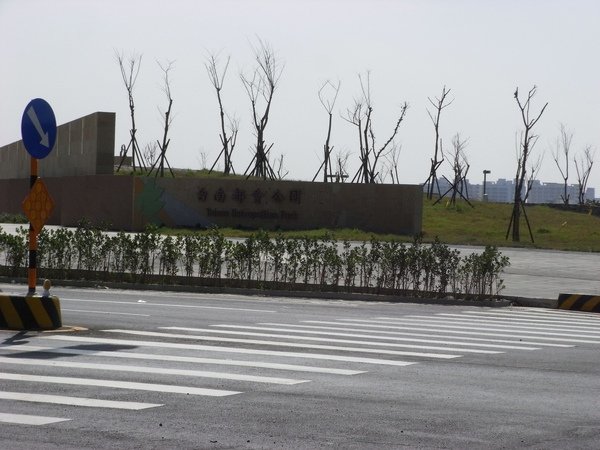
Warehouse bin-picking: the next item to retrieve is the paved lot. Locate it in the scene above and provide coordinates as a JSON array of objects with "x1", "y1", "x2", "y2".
[{"x1": 452, "y1": 245, "x2": 600, "y2": 299}]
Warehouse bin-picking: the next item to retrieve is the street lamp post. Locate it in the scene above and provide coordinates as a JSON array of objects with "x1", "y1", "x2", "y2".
[{"x1": 483, "y1": 170, "x2": 491, "y2": 201}]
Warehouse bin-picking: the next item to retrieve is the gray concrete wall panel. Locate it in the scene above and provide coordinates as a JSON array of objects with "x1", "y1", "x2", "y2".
[
  {"x1": 0, "y1": 112, "x2": 115, "y2": 179},
  {"x1": 0, "y1": 176, "x2": 422, "y2": 235}
]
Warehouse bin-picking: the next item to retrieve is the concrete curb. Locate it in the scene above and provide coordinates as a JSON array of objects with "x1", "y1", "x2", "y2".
[
  {"x1": 0, "y1": 276, "x2": 557, "y2": 309},
  {"x1": 0, "y1": 294, "x2": 62, "y2": 330},
  {"x1": 557, "y1": 293, "x2": 600, "y2": 312}
]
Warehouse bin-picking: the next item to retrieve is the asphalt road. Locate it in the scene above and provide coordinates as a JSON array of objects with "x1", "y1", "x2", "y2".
[{"x1": 1, "y1": 284, "x2": 600, "y2": 449}]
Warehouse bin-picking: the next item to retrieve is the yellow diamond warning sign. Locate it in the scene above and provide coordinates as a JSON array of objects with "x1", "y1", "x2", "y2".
[{"x1": 22, "y1": 179, "x2": 54, "y2": 234}]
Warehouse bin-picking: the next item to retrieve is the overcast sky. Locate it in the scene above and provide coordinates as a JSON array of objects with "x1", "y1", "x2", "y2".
[{"x1": 2, "y1": 0, "x2": 599, "y2": 192}]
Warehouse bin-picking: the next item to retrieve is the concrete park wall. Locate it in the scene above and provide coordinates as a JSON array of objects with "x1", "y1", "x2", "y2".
[
  {"x1": 0, "y1": 112, "x2": 115, "y2": 180},
  {"x1": 0, "y1": 176, "x2": 422, "y2": 235}
]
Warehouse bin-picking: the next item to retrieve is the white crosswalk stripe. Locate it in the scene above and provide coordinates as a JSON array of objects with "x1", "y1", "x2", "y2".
[
  {"x1": 331, "y1": 319, "x2": 600, "y2": 343},
  {"x1": 0, "y1": 372, "x2": 240, "y2": 396},
  {"x1": 0, "y1": 412, "x2": 70, "y2": 425},
  {"x1": 2, "y1": 306, "x2": 597, "y2": 429},
  {"x1": 159, "y1": 326, "x2": 504, "y2": 354},
  {"x1": 262, "y1": 321, "x2": 574, "y2": 348},
  {"x1": 0, "y1": 356, "x2": 309, "y2": 385},
  {"x1": 396, "y1": 315, "x2": 600, "y2": 334},
  {"x1": 212, "y1": 324, "x2": 542, "y2": 350},
  {"x1": 0, "y1": 391, "x2": 162, "y2": 410},
  {"x1": 101, "y1": 329, "x2": 463, "y2": 359},
  {"x1": 0, "y1": 343, "x2": 364, "y2": 375},
  {"x1": 444, "y1": 311, "x2": 600, "y2": 326},
  {"x1": 43, "y1": 334, "x2": 416, "y2": 366}
]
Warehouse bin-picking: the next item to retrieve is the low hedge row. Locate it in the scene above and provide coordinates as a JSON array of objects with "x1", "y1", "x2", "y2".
[{"x1": 0, "y1": 222, "x2": 509, "y2": 298}]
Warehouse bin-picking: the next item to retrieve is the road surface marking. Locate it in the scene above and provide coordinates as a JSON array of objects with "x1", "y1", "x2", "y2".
[
  {"x1": 320, "y1": 320, "x2": 600, "y2": 344},
  {"x1": 533, "y1": 308, "x2": 600, "y2": 319},
  {"x1": 60, "y1": 297, "x2": 275, "y2": 313},
  {"x1": 402, "y1": 315, "x2": 600, "y2": 334},
  {"x1": 0, "y1": 412, "x2": 70, "y2": 425},
  {"x1": 42, "y1": 335, "x2": 416, "y2": 366},
  {"x1": 0, "y1": 344, "x2": 363, "y2": 375},
  {"x1": 456, "y1": 310, "x2": 600, "y2": 325},
  {"x1": 0, "y1": 372, "x2": 240, "y2": 396},
  {"x1": 162, "y1": 326, "x2": 502, "y2": 354},
  {"x1": 62, "y1": 308, "x2": 150, "y2": 317},
  {"x1": 103, "y1": 329, "x2": 461, "y2": 359},
  {"x1": 0, "y1": 356, "x2": 308, "y2": 385},
  {"x1": 371, "y1": 317, "x2": 600, "y2": 337},
  {"x1": 299, "y1": 321, "x2": 573, "y2": 347},
  {"x1": 0, "y1": 390, "x2": 162, "y2": 410},
  {"x1": 212, "y1": 324, "x2": 539, "y2": 350}
]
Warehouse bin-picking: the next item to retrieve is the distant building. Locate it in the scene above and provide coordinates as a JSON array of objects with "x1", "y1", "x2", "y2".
[{"x1": 424, "y1": 178, "x2": 595, "y2": 204}]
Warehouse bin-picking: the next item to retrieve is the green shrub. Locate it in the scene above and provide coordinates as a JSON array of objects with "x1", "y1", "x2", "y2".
[{"x1": 0, "y1": 223, "x2": 511, "y2": 298}]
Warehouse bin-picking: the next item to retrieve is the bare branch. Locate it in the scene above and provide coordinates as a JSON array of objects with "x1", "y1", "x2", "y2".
[{"x1": 318, "y1": 79, "x2": 341, "y2": 114}]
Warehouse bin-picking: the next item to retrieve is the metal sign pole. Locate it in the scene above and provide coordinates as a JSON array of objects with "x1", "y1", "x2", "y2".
[{"x1": 28, "y1": 157, "x2": 38, "y2": 294}]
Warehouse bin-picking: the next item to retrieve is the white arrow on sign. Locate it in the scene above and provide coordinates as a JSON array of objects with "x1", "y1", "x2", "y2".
[{"x1": 26, "y1": 105, "x2": 50, "y2": 148}]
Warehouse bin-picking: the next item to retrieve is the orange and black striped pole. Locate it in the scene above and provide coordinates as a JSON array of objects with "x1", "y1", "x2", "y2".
[{"x1": 27, "y1": 156, "x2": 38, "y2": 295}]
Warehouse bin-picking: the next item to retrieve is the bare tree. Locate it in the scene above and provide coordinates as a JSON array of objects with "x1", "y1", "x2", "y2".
[
  {"x1": 552, "y1": 123, "x2": 573, "y2": 205},
  {"x1": 434, "y1": 133, "x2": 472, "y2": 207},
  {"x1": 142, "y1": 142, "x2": 158, "y2": 168},
  {"x1": 149, "y1": 60, "x2": 175, "y2": 178},
  {"x1": 385, "y1": 143, "x2": 402, "y2": 184},
  {"x1": 506, "y1": 86, "x2": 548, "y2": 243},
  {"x1": 206, "y1": 52, "x2": 238, "y2": 175},
  {"x1": 449, "y1": 134, "x2": 470, "y2": 206},
  {"x1": 343, "y1": 72, "x2": 408, "y2": 184},
  {"x1": 241, "y1": 38, "x2": 283, "y2": 180},
  {"x1": 198, "y1": 149, "x2": 208, "y2": 170},
  {"x1": 334, "y1": 149, "x2": 351, "y2": 182},
  {"x1": 116, "y1": 51, "x2": 145, "y2": 173},
  {"x1": 424, "y1": 86, "x2": 453, "y2": 199},
  {"x1": 313, "y1": 80, "x2": 341, "y2": 182},
  {"x1": 574, "y1": 146, "x2": 595, "y2": 205}
]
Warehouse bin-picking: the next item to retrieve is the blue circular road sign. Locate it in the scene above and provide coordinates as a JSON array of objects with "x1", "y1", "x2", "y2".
[{"x1": 21, "y1": 98, "x2": 57, "y2": 159}]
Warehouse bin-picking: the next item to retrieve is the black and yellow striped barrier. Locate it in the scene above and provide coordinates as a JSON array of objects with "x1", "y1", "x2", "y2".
[
  {"x1": 0, "y1": 295, "x2": 62, "y2": 330},
  {"x1": 557, "y1": 293, "x2": 600, "y2": 313}
]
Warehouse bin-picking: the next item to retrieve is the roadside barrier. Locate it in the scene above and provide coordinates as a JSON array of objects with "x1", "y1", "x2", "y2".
[
  {"x1": 0, "y1": 294, "x2": 62, "y2": 330},
  {"x1": 557, "y1": 293, "x2": 600, "y2": 313}
]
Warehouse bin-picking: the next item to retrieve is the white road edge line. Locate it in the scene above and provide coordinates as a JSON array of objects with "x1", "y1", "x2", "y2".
[
  {"x1": 60, "y1": 298, "x2": 276, "y2": 313},
  {"x1": 62, "y1": 309, "x2": 150, "y2": 317}
]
